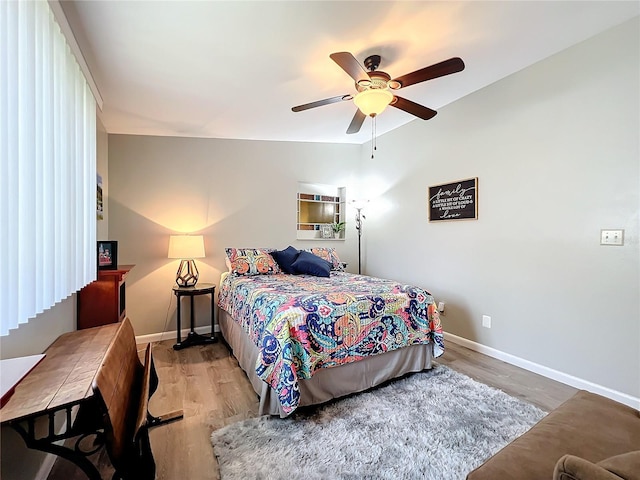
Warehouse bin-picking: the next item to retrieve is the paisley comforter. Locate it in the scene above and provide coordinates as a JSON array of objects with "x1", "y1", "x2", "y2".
[{"x1": 218, "y1": 271, "x2": 443, "y2": 415}]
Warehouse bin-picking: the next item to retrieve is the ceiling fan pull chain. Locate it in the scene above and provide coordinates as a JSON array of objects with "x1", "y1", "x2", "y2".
[
  {"x1": 371, "y1": 116, "x2": 375, "y2": 159},
  {"x1": 370, "y1": 115, "x2": 378, "y2": 159},
  {"x1": 374, "y1": 116, "x2": 377, "y2": 152}
]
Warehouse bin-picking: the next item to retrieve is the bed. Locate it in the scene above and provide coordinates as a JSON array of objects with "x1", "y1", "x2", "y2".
[{"x1": 218, "y1": 247, "x2": 444, "y2": 417}]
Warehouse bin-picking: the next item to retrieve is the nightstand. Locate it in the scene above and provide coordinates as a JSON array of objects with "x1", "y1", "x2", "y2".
[{"x1": 172, "y1": 283, "x2": 217, "y2": 350}]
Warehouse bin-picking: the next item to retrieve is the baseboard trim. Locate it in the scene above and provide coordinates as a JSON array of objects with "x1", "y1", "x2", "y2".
[
  {"x1": 136, "y1": 325, "x2": 216, "y2": 344},
  {"x1": 444, "y1": 332, "x2": 639, "y2": 410}
]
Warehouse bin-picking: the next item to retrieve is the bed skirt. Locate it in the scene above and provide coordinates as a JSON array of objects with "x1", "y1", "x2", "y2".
[{"x1": 219, "y1": 308, "x2": 435, "y2": 417}]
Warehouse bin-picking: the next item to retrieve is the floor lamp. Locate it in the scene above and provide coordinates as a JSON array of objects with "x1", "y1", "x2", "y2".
[{"x1": 351, "y1": 200, "x2": 368, "y2": 274}]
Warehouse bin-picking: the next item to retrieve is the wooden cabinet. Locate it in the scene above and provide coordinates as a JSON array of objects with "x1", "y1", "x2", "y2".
[{"x1": 77, "y1": 265, "x2": 134, "y2": 330}]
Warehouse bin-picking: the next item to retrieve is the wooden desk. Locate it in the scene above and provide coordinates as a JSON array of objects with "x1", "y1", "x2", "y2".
[{"x1": 0, "y1": 323, "x2": 120, "y2": 479}]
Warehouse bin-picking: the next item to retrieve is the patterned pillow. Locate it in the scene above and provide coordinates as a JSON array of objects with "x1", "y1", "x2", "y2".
[
  {"x1": 302, "y1": 247, "x2": 344, "y2": 271},
  {"x1": 225, "y1": 248, "x2": 281, "y2": 276}
]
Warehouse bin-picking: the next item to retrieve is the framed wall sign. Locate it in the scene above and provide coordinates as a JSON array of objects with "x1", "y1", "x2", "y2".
[
  {"x1": 97, "y1": 241, "x2": 118, "y2": 270},
  {"x1": 428, "y1": 178, "x2": 478, "y2": 222}
]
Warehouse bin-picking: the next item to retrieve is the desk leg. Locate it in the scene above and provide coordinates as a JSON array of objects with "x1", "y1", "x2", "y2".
[{"x1": 10, "y1": 410, "x2": 103, "y2": 480}]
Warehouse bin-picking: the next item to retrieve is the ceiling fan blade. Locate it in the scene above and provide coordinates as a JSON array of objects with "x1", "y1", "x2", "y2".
[
  {"x1": 392, "y1": 96, "x2": 437, "y2": 120},
  {"x1": 330, "y1": 52, "x2": 370, "y2": 83},
  {"x1": 292, "y1": 94, "x2": 352, "y2": 112},
  {"x1": 346, "y1": 109, "x2": 366, "y2": 134},
  {"x1": 392, "y1": 57, "x2": 465, "y2": 89}
]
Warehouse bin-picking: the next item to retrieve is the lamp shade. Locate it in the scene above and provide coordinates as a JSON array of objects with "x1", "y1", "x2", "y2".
[
  {"x1": 354, "y1": 89, "x2": 393, "y2": 116},
  {"x1": 168, "y1": 235, "x2": 205, "y2": 259}
]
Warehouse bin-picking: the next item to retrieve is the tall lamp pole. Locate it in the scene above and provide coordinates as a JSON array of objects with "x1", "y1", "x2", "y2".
[
  {"x1": 355, "y1": 208, "x2": 363, "y2": 274},
  {"x1": 351, "y1": 200, "x2": 368, "y2": 275}
]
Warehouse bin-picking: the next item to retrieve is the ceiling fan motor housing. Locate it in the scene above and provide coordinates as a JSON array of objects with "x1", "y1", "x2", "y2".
[
  {"x1": 356, "y1": 71, "x2": 389, "y2": 91},
  {"x1": 363, "y1": 54, "x2": 381, "y2": 71},
  {"x1": 357, "y1": 55, "x2": 401, "y2": 91}
]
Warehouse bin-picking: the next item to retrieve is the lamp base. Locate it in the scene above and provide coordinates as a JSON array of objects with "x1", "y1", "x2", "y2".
[{"x1": 175, "y1": 259, "x2": 199, "y2": 288}]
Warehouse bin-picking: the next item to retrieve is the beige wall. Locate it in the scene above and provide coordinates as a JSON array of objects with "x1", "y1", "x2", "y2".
[
  {"x1": 108, "y1": 20, "x2": 639, "y2": 402},
  {"x1": 360, "y1": 19, "x2": 639, "y2": 399},
  {"x1": 107, "y1": 136, "x2": 362, "y2": 336}
]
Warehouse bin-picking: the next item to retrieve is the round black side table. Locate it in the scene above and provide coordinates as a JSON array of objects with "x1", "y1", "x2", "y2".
[{"x1": 172, "y1": 283, "x2": 217, "y2": 350}]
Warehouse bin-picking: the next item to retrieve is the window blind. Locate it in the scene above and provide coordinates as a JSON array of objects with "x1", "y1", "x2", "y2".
[{"x1": 0, "y1": 0, "x2": 96, "y2": 336}]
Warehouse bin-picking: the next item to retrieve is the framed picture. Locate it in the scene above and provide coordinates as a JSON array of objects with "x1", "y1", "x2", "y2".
[
  {"x1": 97, "y1": 241, "x2": 118, "y2": 270},
  {"x1": 97, "y1": 173, "x2": 104, "y2": 221},
  {"x1": 320, "y1": 224, "x2": 333, "y2": 239},
  {"x1": 428, "y1": 177, "x2": 478, "y2": 222}
]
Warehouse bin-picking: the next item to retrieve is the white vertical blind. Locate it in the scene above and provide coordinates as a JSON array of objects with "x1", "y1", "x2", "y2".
[{"x1": 0, "y1": 0, "x2": 96, "y2": 336}]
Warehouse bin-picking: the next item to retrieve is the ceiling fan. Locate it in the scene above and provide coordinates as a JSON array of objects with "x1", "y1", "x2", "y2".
[{"x1": 292, "y1": 52, "x2": 465, "y2": 134}]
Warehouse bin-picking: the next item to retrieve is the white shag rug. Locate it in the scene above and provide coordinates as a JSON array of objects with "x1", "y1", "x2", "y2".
[{"x1": 211, "y1": 364, "x2": 546, "y2": 480}]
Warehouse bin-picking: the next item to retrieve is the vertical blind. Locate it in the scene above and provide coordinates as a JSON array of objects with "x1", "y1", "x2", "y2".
[{"x1": 0, "y1": 0, "x2": 96, "y2": 336}]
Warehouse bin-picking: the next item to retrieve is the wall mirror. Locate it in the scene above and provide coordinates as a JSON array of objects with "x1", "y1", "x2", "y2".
[{"x1": 297, "y1": 182, "x2": 346, "y2": 240}]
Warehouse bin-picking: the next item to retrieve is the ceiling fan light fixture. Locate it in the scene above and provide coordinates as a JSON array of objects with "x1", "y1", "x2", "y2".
[{"x1": 354, "y1": 89, "x2": 394, "y2": 117}]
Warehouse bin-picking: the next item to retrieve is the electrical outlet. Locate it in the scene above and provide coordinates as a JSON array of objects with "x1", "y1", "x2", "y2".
[
  {"x1": 600, "y1": 229, "x2": 624, "y2": 246},
  {"x1": 437, "y1": 301, "x2": 445, "y2": 315},
  {"x1": 482, "y1": 315, "x2": 491, "y2": 329}
]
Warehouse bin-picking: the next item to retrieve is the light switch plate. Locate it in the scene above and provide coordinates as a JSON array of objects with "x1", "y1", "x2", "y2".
[{"x1": 600, "y1": 229, "x2": 624, "y2": 246}]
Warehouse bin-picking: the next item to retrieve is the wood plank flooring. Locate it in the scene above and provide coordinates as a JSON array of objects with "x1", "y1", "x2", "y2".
[{"x1": 47, "y1": 339, "x2": 577, "y2": 480}]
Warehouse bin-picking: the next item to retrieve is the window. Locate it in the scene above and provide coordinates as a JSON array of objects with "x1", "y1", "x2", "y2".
[{"x1": 0, "y1": 1, "x2": 97, "y2": 335}]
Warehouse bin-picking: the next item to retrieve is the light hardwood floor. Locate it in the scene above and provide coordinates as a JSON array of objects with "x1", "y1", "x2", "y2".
[{"x1": 47, "y1": 339, "x2": 578, "y2": 480}]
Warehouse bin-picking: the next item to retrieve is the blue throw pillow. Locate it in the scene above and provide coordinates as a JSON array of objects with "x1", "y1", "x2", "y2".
[
  {"x1": 271, "y1": 246, "x2": 300, "y2": 274},
  {"x1": 291, "y1": 251, "x2": 331, "y2": 277}
]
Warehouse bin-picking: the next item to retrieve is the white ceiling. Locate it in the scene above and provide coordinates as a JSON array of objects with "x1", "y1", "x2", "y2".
[{"x1": 63, "y1": 1, "x2": 639, "y2": 145}]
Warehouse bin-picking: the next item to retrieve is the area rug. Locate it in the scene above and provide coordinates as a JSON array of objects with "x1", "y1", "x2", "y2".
[{"x1": 211, "y1": 364, "x2": 546, "y2": 480}]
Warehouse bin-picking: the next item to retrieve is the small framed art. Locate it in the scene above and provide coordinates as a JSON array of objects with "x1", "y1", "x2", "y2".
[
  {"x1": 320, "y1": 224, "x2": 333, "y2": 239},
  {"x1": 97, "y1": 241, "x2": 118, "y2": 270},
  {"x1": 97, "y1": 173, "x2": 104, "y2": 221}
]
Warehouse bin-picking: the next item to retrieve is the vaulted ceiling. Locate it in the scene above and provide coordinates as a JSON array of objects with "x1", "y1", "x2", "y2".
[{"x1": 62, "y1": 1, "x2": 639, "y2": 144}]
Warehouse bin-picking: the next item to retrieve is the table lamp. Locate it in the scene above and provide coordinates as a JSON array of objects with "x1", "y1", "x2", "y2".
[{"x1": 168, "y1": 235, "x2": 205, "y2": 287}]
